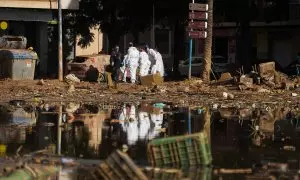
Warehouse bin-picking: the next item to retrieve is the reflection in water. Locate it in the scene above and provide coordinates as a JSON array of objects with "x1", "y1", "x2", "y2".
[{"x1": 0, "y1": 102, "x2": 300, "y2": 178}]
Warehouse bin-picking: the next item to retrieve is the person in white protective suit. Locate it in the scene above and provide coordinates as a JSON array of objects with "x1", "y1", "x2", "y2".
[
  {"x1": 138, "y1": 111, "x2": 151, "y2": 140},
  {"x1": 145, "y1": 45, "x2": 158, "y2": 75},
  {"x1": 154, "y1": 49, "x2": 165, "y2": 77},
  {"x1": 123, "y1": 42, "x2": 140, "y2": 83},
  {"x1": 148, "y1": 109, "x2": 164, "y2": 140},
  {"x1": 139, "y1": 47, "x2": 151, "y2": 77}
]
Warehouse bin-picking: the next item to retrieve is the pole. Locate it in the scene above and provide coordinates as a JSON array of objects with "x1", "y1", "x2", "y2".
[
  {"x1": 188, "y1": 107, "x2": 191, "y2": 134},
  {"x1": 188, "y1": 0, "x2": 195, "y2": 80},
  {"x1": 57, "y1": 105, "x2": 63, "y2": 155},
  {"x1": 58, "y1": 0, "x2": 63, "y2": 81},
  {"x1": 188, "y1": 39, "x2": 193, "y2": 79}
]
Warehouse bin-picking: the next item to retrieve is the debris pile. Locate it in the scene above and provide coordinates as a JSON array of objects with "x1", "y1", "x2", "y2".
[{"x1": 218, "y1": 62, "x2": 299, "y2": 93}]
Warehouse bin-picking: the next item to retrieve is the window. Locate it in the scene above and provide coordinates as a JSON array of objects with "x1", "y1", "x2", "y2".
[
  {"x1": 155, "y1": 28, "x2": 170, "y2": 55},
  {"x1": 213, "y1": 57, "x2": 227, "y2": 63}
]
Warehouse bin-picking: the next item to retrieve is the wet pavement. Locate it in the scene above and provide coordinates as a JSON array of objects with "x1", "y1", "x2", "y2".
[{"x1": 0, "y1": 101, "x2": 300, "y2": 179}]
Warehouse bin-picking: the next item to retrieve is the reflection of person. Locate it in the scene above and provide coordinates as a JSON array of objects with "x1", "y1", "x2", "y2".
[
  {"x1": 123, "y1": 42, "x2": 140, "y2": 83},
  {"x1": 138, "y1": 111, "x2": 151, "y2": 140},
  {"x1": 149, "y1": 109, "x2": 164, "y2": 139},
  {"x1": 118, "y1": 104, "x2": 138, "y2": 146}
]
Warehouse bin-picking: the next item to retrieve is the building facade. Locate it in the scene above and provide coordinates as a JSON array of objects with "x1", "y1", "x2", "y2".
[{"x1": 0, "y1": 0, "x2": 79, "y2": 75}]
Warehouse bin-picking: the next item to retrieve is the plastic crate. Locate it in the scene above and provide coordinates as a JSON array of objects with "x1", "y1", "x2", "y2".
[
  {"x1": 143, "y1": 168, "x2": 183, "y2": 180},
  {"x1": 96, "y1": 150, "x2": 148, "y2": 180},
  {"x1": 147, "y1": 132, "x2": 212, "y2": 168}
]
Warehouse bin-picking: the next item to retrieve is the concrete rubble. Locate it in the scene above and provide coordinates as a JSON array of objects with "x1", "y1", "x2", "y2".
[{"x1": 218, "y1": 61, "x2": 299, "y2": 94}]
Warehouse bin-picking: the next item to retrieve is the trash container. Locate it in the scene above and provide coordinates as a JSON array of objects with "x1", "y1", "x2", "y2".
[
  {"x1": 0, "y1": 36, "x2": 27, "y2": 49},
  {"x1": 0, "y1": 49, "x2": 38, "y2": 80}
]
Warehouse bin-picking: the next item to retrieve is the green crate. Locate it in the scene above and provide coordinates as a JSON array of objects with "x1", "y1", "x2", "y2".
[{"x1": 147, "y1": 132, "x2": 212, "y2": 168}]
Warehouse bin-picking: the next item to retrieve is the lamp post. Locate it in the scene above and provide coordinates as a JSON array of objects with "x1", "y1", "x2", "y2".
[{"x1": 58, "y1": 0, "x2": 63, "y2": 81}]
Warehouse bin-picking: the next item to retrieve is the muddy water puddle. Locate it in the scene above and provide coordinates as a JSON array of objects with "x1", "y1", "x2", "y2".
[{"x1": 0, "y1": 101, "x2": 299, "y2": 179}]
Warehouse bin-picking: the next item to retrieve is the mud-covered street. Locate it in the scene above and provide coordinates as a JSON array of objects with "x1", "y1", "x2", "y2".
[{"x1": 0, "y1": 79, "x2": 299, "y2": 108}]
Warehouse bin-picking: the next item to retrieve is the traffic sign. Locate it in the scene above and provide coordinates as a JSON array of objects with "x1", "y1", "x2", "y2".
[
  {"x1": 0, "y1": 21, "x2": 8, "y2": 30},
  {"x1": 188, "y1": 21, "x2": 207, "y2": 29},
  {"x1": 189, "y1": 3, "x2": 208, "y2": 11},
  {"x1": 188, "y1": 31, "x2": 207, "y2": 39},
  {"x1": 189, "y1": 12, "x2": 208, "y2": 20}
]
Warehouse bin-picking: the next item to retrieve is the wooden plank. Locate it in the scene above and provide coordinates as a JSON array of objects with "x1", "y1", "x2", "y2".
[
  {"x1": 188, "y1": 31, "x2": 207, "y2": 39},
  {"x1": 189, "y1": 12, "x2": 208, "y2": 20},
  {"x1": 189, "y1": 3, "x2": 208, "y2": 11},
  {"x1": 188, "y1": 21, "x2": 207, "y2": 30}
]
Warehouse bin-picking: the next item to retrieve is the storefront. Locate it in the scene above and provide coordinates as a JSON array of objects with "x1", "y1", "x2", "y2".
[{"x1": 0, "y1": 0, "x2": 79, "y2": 75}]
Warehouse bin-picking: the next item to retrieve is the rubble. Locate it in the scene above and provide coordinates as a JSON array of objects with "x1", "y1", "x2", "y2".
[
  {"x1": 68, "y1": 84, "x2": 75, "y2": 93},
  {"x1": 222, "y1": 92, "x2": 234, "y2": 99},
  {"x1": 259, "y1": 62, "x2": 276, "y2": 80},
  {"x1": 151, "y1": 85, "x2": 167, "y2": 93},
  {"x1": 292, "y1": 93, "x2": 298, "y2": 97},
  {"x1": 218, "y1": 72, "x2": 233, "y2": 82},
  {"x1": 240, "y1": 75, "x2": 254, "y2": 86},
  {"x1": 258, "y1": 88, "x2": 271, "y2": 93},
  {"x1": 177, "y1": 86, "x2": 189, "y2": 93},
  {"x1": 65, "y1": 74, "x2": 80, "y2": 84},
  {"x1": 282, "y1": 80, "x2": 295, "y2": 90},
  {"x1": 37, "y1": 79, "x2": 45, "y2": 85}
]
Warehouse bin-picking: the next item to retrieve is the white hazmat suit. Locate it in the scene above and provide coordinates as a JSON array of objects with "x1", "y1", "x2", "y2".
[
  {"x1": 123, "y1": 47, "x2": 140, "y2": 83},
  {"x1": 154, "y1": 51, "x2": 165, "y2": 77},
  {"x1": 139, "y1": 51, "x2": 151, "y2": 77},
  {"x1": 147, "y1": 48, "x2": 158, "y2": 74}
]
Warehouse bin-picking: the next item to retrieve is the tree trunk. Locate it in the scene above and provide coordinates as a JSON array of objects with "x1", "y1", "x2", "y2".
[
  {"x1": 201, "y1": 0, "x2": 213, "y2": 82},
  {"x1": 203, "y1": 107, "x2": 211, "y2": 144}
]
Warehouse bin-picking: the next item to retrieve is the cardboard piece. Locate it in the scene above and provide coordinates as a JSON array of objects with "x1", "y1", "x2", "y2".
[{"x1": 140, "y1": 73, "x2": 164, "y2": 86}]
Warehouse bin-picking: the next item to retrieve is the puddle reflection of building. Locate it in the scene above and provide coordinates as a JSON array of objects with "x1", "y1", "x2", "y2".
[
  {"x1": 166, "y1": 107, "x2": 205, "y2": 136},
  {"x1": 34, "y1": 109, "x2": 57, "y2": 151},
  {"x1": 63, "y1": 103, "x2": 110, "y2": 157},
  {"x1": 210, "y1": 106, "x2": 300, "y2": 167},
  {"x1": 0, "y1": 108, "x2": 36, "y2": 146}
]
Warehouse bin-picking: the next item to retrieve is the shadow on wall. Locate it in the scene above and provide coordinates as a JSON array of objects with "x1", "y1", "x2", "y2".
[{"x1": 47, "y1": 25, "x2": 75, "y2": 78}]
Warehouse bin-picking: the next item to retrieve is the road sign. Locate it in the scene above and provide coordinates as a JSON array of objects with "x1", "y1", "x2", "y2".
[
  {"x1": 188, "y1": 21, "x2": 207, "y2": 29},
  {"x1": 188, "y1": 31, "x2": 207, "y2": 39},
  {"x1": 0, "y1": 21, "x2": 8, "y2": 30},
  {"x1": 189, "y1": 12, "x2": 208, "y2": 20},
  {"x1": 189, "y1": 3, "x2": 208, "y2": 11}
]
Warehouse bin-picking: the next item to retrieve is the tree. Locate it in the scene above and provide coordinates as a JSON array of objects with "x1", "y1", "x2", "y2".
[
  {"x1": 202, "y1": 0, "x2": 213, "y2": 81},
  {"x1": 64, "y1": 0, "x2": 153, "y2": 51}
]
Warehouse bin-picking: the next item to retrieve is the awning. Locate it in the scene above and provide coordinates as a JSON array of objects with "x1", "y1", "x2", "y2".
[{"x1": 0, "y1": 8, "x2": 54, "y2": 22}]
